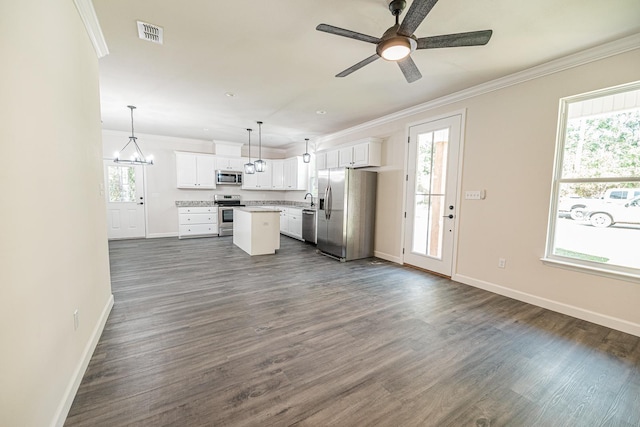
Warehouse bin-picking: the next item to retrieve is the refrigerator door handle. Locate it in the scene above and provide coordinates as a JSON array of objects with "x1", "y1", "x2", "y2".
[
  {"x1": 327, "y1": 186, "x2": 332, "y2": 220},
  {"x1": 324, "y1": 186, "x2": 330, "y2": 220}
]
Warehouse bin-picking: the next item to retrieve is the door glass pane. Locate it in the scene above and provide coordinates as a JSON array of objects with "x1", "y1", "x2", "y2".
[
  {"x1": 412, "y1": 129, "x2": 449, "y2": 259},
  {"x1": 108, "y1": 166, "x2": 136, "y2": 202}
]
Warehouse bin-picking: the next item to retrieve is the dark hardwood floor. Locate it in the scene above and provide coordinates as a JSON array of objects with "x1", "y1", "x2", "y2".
[{"x1": 65, "y1": 236, "x2": 640, "y2": 426}]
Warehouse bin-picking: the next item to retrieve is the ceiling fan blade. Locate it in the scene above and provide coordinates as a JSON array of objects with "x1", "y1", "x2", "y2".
[
  {"x1": 416, "y1": 30, "x2": 493, "y2": 49},
  {"x1": 316, "y1": 24, "x2": 380, "y2": 44},
  {"x1": 336, "y1": 54, "x2": 380, "y2": 77},
  {"x1": 397, "y1": 56, "x2": 422, "y2": 83},
  {"x1": 398, "y1": 0, "x2": 439, "y2": 37}
]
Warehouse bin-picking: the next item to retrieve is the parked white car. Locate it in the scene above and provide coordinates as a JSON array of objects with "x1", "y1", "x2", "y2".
[
  {"x1": 577, "y1": 196, "x2": 640, "y2": 228},
  {"x1": 558, "y1": 188, "x2": 640, "y2": 220}
]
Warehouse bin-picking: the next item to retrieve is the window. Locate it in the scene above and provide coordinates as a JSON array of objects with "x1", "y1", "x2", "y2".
[
  {"x1": 108, "y1": 165, "x2": 136, "y2": 202},
  {"x1": 546, "y1": 82, "x2": 640, "y2": 279}
]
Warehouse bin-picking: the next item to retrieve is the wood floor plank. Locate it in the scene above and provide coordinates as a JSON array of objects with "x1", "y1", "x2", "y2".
[{"x1": 65, "y1": 236, "x2": 640, "y2": 426}]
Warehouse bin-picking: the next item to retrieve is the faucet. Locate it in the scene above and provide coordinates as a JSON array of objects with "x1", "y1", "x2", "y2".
[{"x1": 304, "y1": 192, "x2": 315, "y2": 207}]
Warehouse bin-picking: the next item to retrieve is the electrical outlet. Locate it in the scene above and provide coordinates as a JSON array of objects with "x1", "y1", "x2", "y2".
[
  {"x1": 73, "y1": 309, "x2": 79, "y2": 331},
  {"x1": 498, "y1": 258, "x2": 506, "y2": 269}
]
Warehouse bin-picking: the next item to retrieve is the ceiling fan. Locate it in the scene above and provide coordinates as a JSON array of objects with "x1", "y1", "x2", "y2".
[{"x1": 316, "y1": 0, "x2": 493, "y2": 83}]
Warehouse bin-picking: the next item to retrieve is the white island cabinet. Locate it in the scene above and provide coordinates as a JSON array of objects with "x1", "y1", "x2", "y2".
[{"x1": 233, "y1": 207, "x2": 281, "y2": 255}]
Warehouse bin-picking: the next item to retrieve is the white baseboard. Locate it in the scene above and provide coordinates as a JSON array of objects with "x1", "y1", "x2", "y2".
[
  {"x1": 453, "y1": 274, "x2": 640, "y2": 338},
  {"x1": 374, "y1": 251, "x2": 402, "y2": 264},
  {"x1": 147, "y1": 232, "x2": 178, "y2": 239},
  {"x1": 53, "y1": 294, "x2": 114, "y2": 427}
]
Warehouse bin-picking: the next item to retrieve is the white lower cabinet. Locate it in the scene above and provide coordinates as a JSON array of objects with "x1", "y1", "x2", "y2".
[
  {"x1": 178, "y1": 207, "x2": 218, "y2": 238},
  {"x1": 279, "y1": 207, "x2": 303, "y2": 240}
]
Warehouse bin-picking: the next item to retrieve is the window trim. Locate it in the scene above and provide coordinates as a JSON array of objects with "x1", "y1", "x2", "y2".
[{"x1": 544, "y1": 81, "x2": 640, "y2": 281}]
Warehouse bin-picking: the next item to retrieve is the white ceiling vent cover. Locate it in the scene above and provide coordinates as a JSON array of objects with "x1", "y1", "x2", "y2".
[{"x1": 137, "y1": 21, "x2": 163, "y2": 44}]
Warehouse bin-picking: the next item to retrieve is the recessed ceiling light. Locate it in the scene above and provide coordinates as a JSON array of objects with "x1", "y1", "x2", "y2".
[
  {"x1": 225, "y1": 92, "x2": 235, "y2": 97},
  {"x1": 316, "y1": 110, "x2": 327, "y2": 115}
]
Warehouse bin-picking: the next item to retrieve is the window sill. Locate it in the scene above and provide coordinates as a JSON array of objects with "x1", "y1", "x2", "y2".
[{"x1": 541, "y1": 257, "x2": 640, "y2": 283}]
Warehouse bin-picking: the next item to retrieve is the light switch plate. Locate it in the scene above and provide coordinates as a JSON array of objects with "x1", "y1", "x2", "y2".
[{"x1": 465, "y1": 190, "x2": 482, "y2": 200}]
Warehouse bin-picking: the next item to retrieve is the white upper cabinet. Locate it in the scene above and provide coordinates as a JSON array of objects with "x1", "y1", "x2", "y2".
[
  {"x1": 326, "y1": 150, "x2": 339, "y2": 169},
  {"x1": 270, "y1": 160, "x2": 285, "y2": 190},
  {"x1": 215, "y1": 157, "x2": 244, "y2": 171},
  {"x1": 242, "y1": 163, "x2": 273, "y2": 190},
  {"x1": 338, "y1": 146, "x2": 353, "y2": 168},
  {"x1": 318, "y1": 138, "x2": 382, "y2": 170},
  {"x1": 175, "y1": 152, "x2": 216, "y2": 189},
  {"x1": 284, "y1": 156, "x2": 309, "y2": 190},
  {"x1": 316, "y1": 152, "x2": 327, "y2": 170},
  {"x1": 352, "y1": 142, "x2": 373, "y2": 167},
  {"x1": 339, "y1": 140, "x2": 381, "y2": 168},
  {"x1": 242, "y1": 169, "x2": 258, "y2": 189}
]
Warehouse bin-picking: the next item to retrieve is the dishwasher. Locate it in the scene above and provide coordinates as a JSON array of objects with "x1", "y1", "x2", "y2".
[{"x1": 302, "y1": 209, "x2": 317, "y2": 244}]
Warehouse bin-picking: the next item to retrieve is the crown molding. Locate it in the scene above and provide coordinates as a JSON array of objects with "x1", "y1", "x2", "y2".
[
  {"x1": 318, "y1": 33, "x2": 640, "y2": 144},
  {"x1": 73, "y1": 0, "x2": 109, "y2": 58}
]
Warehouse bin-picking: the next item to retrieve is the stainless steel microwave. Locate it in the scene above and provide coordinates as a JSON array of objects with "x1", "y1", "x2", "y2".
[{"x1": 215, "y1": 170, "x2": 243, "y2": 185}]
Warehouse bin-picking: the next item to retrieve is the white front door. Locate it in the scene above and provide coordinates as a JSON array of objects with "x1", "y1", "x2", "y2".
[
  {"x1": 403, "y1": 114, "x2": 462, "y2": 276},
  {"x1": 104, "y1": 161, "x2": 146, "y2": 239}
]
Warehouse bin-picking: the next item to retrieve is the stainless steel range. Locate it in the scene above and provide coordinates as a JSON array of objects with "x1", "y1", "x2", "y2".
[{"x1": 214, "y1": 195, "x2": 244, "y2": 236}]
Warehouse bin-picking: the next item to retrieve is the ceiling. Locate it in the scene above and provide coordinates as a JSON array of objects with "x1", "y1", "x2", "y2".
[{"x1": 93, "y1": 0, "x2": 640, "y2": 149}]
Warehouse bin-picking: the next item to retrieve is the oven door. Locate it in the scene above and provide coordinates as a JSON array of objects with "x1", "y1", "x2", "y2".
[{"x1": 218, "y1": 207, "x2": 235, "y2": 236}]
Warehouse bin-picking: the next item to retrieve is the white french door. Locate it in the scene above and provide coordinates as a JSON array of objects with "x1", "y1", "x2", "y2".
[
  {"x1": 403, "y1": 114, "x2": 462, "y2": 276},
  {"x1": 104, "y1": 161, "x2": 146, "y2": 239}
]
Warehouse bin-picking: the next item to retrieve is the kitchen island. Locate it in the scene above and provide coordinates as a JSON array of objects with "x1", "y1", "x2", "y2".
[{"x1": 233, "y1": 207, "x2": 281, "y2": 255}]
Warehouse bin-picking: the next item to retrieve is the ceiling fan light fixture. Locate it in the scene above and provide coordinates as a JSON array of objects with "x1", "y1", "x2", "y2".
[{"x1": 377, "y1": 36, "x2": 413, "y2": 61}]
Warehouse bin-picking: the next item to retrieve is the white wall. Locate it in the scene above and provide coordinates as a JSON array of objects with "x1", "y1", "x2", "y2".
[
  {"x1": 102, "y1": 132, "x2": 309, "y2": 237},
  {"x1": 0, "y1": 1, "x2": 113, "y2": 426},
  {"x1": 317, "y1": 48, "x2": 640, "y2": 335}
]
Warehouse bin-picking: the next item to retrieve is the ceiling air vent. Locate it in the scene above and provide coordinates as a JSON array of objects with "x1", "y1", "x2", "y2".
[{"x1": 136, "y1": 21, "x2": 163, "y2": 45}]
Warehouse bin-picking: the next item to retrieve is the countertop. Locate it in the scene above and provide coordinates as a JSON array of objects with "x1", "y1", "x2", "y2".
[
  {"x1": 235, "y1": 207, "x2": 282, "y2": 213},
  {"x1": 175, "y1": 201, "x2": 216, "y2": 207},
  {"x1": 175, "y1": 200, "x2": 316, "y2": 209}
]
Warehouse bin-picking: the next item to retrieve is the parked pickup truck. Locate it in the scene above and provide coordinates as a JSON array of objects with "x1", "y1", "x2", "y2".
[
  {"x1": 559, "y1": 188, "x2": 640, "y2": 220},
  {"x1": 574, "y1": 196, "x2": 640, "y2": 227}
]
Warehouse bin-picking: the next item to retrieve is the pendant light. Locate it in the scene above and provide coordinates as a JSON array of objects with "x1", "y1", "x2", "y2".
[
  {"x1": 254, "y1": 121, "x2": 266, "y2": 172},
  {"x1": 114, "y1": 105, "x2": 154, "y2": 165},
  {"x1": 302, "y1": 138, "x2": 311, "y2": 163},
  {"x1": 244, "y1": 128, "x2": 255, "y2": 174}
]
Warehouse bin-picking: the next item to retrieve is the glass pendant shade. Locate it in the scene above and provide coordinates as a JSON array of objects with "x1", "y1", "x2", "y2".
[
  {"x1": 244, "y1": 128, "x2": 255, "y2": 174},
  {"x1": 114, "y1": 105, "x2": 153, "y2": 166},
  {"x1": 303, "y1": 138, "x2": 311, "y2": 163},
  {"x1": 255, "y1": 121, "x2": 266, "y2": 172},
  {"x1": 244, "y1": 162, "x2": 255, "y2": 174}
]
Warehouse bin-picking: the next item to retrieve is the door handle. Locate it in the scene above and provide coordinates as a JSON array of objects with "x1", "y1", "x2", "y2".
[
  {"x1": 443, "y1": 214, "x2": 453, "y2": 219},
  {"x1": 138, "y1": 202, "x2": 144, "y2": 205},
  {"x1": 324, "y1": 187, "x2": 330, "y2": 220}
]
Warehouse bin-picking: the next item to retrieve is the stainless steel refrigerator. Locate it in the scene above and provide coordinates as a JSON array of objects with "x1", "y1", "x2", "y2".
[{"x1": 317, "y1": 168, "x2": 377, "y2": 261}]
